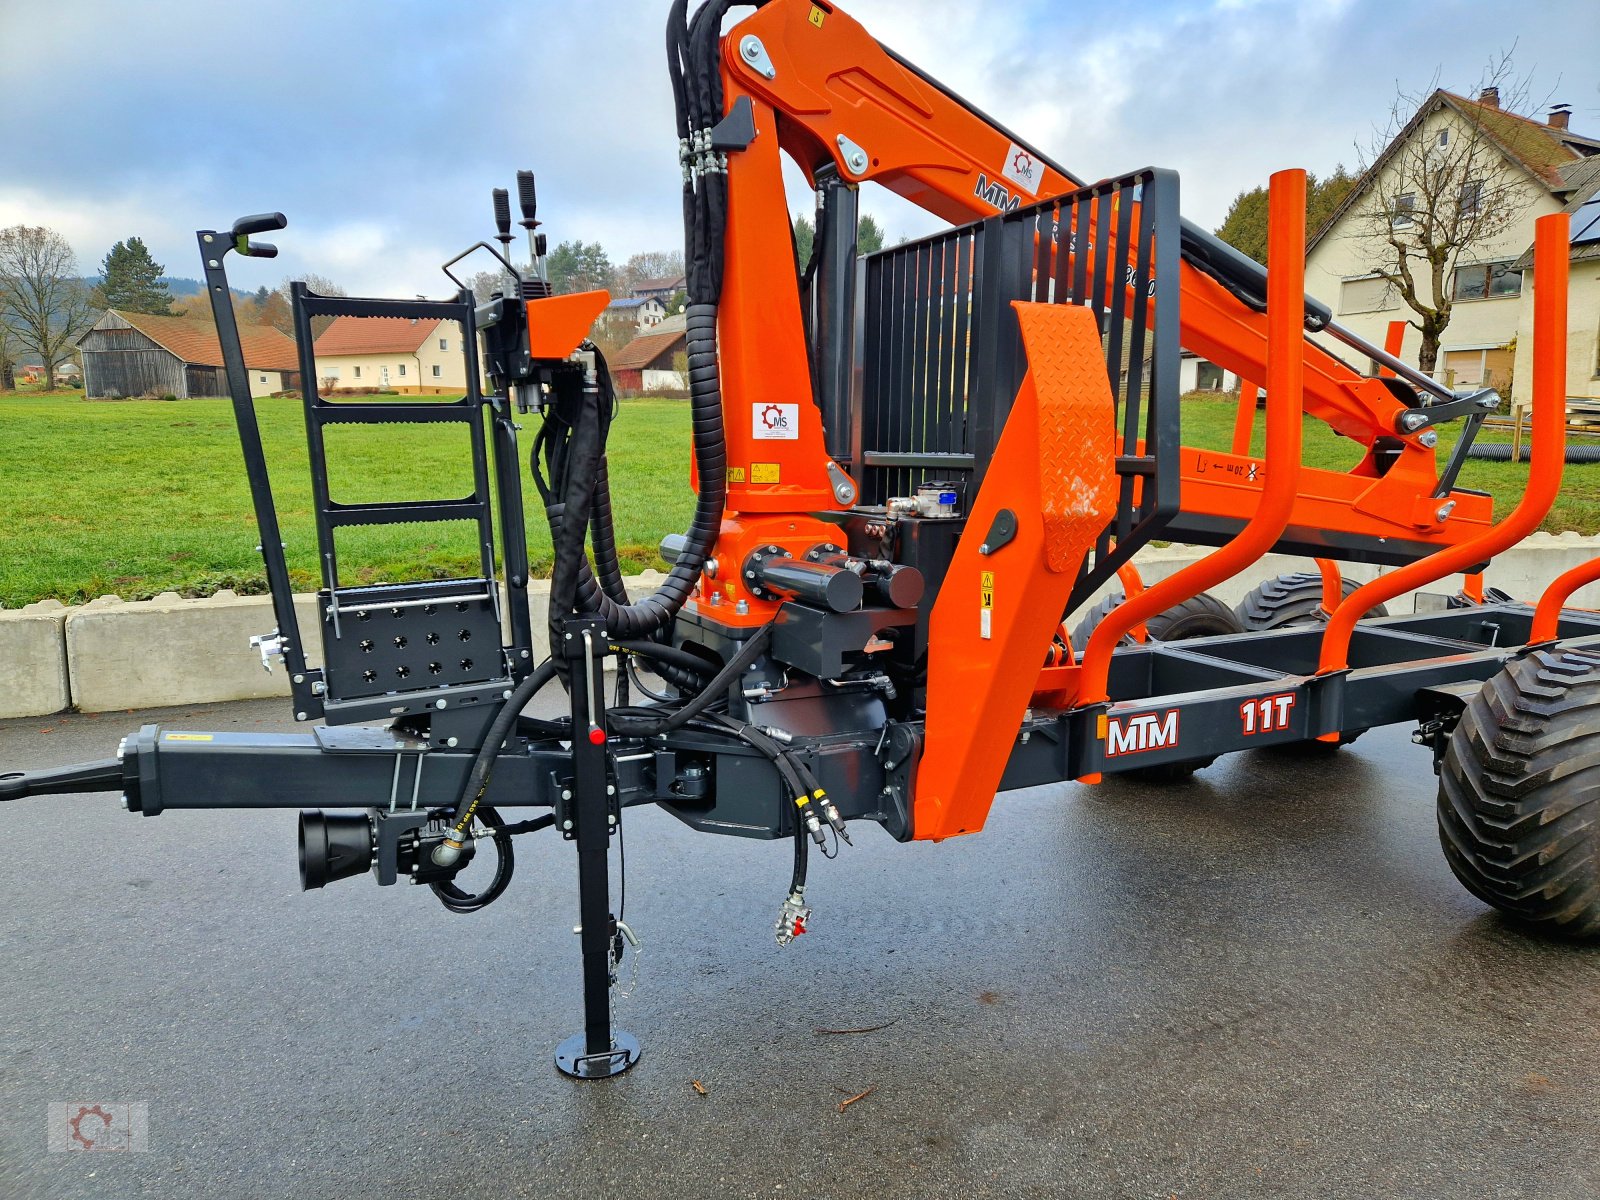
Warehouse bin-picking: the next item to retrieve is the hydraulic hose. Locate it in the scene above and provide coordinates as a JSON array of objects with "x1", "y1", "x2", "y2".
[{"x1": 433, "y1": 659, "x2": 559, "y2": 865}]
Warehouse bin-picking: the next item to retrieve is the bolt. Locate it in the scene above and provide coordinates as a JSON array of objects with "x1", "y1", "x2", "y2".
[
  {"x1": 435, "y1": 699, "x2": 448, "y2": 709},
  {"x1": 202, "y1": 233, "x2": 214, "y2": 243},
  {"x1": 736, "y1": 599, "x2": 750, "y2": 615},
  {"x1": 607, "y1": 785, "x2": 616, "y2": 795},
  {"x1": 562, "y1": 819, "x2": 574, "y2": 831},
  {"x1": 520, "y1": 649, "x2": 530, "y2": 658},
  {"x1": 1420, "y1": 430, "x2": 1438, "y2": 448},
  {"x1": 562, "y1": 789, "x2": 573, "y2": 800},
  {"x1": 1436, "y1": 501, "x2": 1456, "y2": 522},
  {"x1": 121, "y1": 795, "x2": 131, "y2": 811},
  {"x1": 503, "y1": 690, "x2": 513, "y2": 699},
  {"x1": 207, "y1": 258, "x2": 220, "y2": 268},
  {"x1": 742, "y1": 38, "x2": 759, "y2": 59},
  {"x1": 849, "y1": 152, "x2": 867, "y2": 172},
  {"x1": 292, "y1": 674, "x2": 304, "y2": 684},
  {"x1": 979, "y1": 543, "x2": 991, "y2": 555},
  {"x1": 295, "y1": 711, "x2": 307, "y2": 721},
  {"x1": 446, "y1": 736, "x2": 458, "y2": 747},
  {"x1": 608, "y1": 814, "x2": 617, "y2": 826}
]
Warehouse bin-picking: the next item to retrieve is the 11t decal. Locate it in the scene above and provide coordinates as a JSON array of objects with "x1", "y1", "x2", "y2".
[{"x1": 1240, "y1": 693, "x2": 1295, "y2": 735}]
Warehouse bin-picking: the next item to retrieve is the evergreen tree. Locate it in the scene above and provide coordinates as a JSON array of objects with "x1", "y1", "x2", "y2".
[
  {"x1": 1214, "y1": 168, "x2": 1359, "y2": 265},
  {"x1": 94, "y1": 236, "x2": 172, "y2": 314}
]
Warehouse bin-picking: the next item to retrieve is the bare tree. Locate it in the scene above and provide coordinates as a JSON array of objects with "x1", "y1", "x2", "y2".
[
  {"x1": 619, "y1": 250, "x2": 684, "y2": 295},
  {"x1": 1350, "y1": 54, "x2": 1544, "y2": 374},
  {"x1": 0, "y1": 320, "x2": 16, "y2": 391},
  {"x1": 0, "y1": 225, "x2": 96, "y2": 390}
]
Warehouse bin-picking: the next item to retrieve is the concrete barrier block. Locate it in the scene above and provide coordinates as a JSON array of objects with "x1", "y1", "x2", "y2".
[
  {"x1": 0, "y1": 600, "x2": 71, "y2": 718},
  {"x1": 65, "y1": 591, "x2": 321, "y2": 712}
]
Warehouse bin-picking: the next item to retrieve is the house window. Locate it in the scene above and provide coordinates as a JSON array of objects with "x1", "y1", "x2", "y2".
[
  {"x1": 259, "y1": 374, "x2": 268, "y2": 383},
  {"x1": 1459, "y1": 180, "x2": 1482, "y2": 217},
  {"x1": 1437, "y1": 129, "x2": 1449, "y2": 148},
  {"x1": 439, "y1": 338, "x2": 448, "y2": 351},
  {"x1": 1339, "y1": 275, "x2": 1397, "y2": 315},
  {"x1": 398, "y1": 364, "x2": 406, "y2": 376},
  {"x1": 1392, "y1": 193, "x2": 1416, "y2": 228},
  {"x1": 1452, "y1": 261, "x2": 1522, "y2": 302},
  {"x1": 354, "y1": 365, "x2": 362, "y2": 379},
  {"x1": 432, "y1": 365, "x2": 442, "y2": 378}
]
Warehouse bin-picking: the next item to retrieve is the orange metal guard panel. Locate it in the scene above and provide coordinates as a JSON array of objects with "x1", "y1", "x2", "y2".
[
  {"x1": 915, "y1": 302, "x2": 1118, "y2": 840},
  {"x1": 527, "y1": 290, "x2": 609, "y2": 359}
]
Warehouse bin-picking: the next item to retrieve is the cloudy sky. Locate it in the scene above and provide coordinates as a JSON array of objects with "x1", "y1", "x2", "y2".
[{"x1": 3, "y1": 0, "x2": 1596, "y2": 298}]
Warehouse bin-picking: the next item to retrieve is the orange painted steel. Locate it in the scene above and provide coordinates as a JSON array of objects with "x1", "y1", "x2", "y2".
[
  {"x1": 1314, "y1": 558, "x2": 1342, "y2": 615},
  {"x1": 1231, "y1": 380, "x2": 1260, "y2": 456},
  {"x1": 1378, "y1": 320, "x2": 1406, "y2": 378},
  {"x1": 1531, "y1": 559, "x2": 1600, "y2": 641},
  {"x1": 1461, "y1": 571, "x2": 1486, "y2": 604},
  {"x1": 1072, "y1": 170, "x2": 1310, "y2": 707},
  {"x1": 1115, "y1": 562, "x2": 1149, "y2": 643},
  {"x1": 526, "y1": 290, "x2": 609, "y2": 359},
  {"x1": 1316, "y1": 212, "x2": 1571, "y2": 674},
  {"x1": 916, "y1": 302, "x2": 1119, "y2": 840}
]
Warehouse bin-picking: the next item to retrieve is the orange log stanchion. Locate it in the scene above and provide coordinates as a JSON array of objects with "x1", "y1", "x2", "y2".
[
  {"x1": 1378, "y1": 320, "x2": 1406, "y2": 378},
  {"x1": 1316, "y1": 212, "x2": 1570, "y2": 674},
  {"x1": 1231, "y1": 380, "x2": 1260, "y2": 456},
  {"x1": 1530, "y1": 558, "x2": 1600, "y2": 641},
  {"x1": 1461, "y1": 571, "x2": 1486, "y2": 604},
  {"x1": 1073, "y1": 169, "x2": 1308, "y2": 706},
  {"x1": 1313, "y1": 557, "x2": 1342, "y2": 615},
  {"x1": 1114, "y1": 562, "x2": 1150, "y2": 643}
]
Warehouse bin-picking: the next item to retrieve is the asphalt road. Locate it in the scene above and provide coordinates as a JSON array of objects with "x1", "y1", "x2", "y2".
[{"x1": 2, "y1": 698, "x2": 1598, "y2": 1199}]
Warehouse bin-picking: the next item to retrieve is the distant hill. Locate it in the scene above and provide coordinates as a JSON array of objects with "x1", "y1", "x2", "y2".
[{"x1": 74, "y1": 276, "x2": 252, "y2": 304}]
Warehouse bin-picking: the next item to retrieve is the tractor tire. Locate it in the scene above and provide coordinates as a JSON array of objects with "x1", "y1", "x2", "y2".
[
  {"x1": 1071, "y1": 590, "x2": 1243, "y2": 651},
  {"x1": 1073, "y1": 592, "x2": 1243, "y2": 783},
  {"x1": 1234, "y1": 571, "x2": 1389, "y2": 631},
  {"x1": 1437, "y1": 646, "x2": 1600, "y2": 940}
]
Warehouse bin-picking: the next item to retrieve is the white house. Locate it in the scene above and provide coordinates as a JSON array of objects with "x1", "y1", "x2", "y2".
[
  {"x1": 1305, "y1": 89, "x2": 1600, "y2": 403},
  {"x1": 312, "y1": 316, "x2": 468, "y2": 394},
  {"x1": 602, "y1": 296, "x2": 666, "y2": 333}
]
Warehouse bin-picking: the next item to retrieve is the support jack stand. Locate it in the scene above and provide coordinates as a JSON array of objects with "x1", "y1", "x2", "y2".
[{"x1": 554, "y1": 616, "x2": 640, "y2": 1080}]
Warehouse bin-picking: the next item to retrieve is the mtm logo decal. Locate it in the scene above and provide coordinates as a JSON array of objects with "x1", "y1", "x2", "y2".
[
  {"x1": 753, "y1": 402, "x2": 798, "y2": 440},
  {"x1": 1105, "y1": 709, "x2": 1180, "y2": 757},
  {"x1": 973, "y1": 174, "x2": 1023, "y2": 213},
  {"x1": 1240, "y1": 692, "x2": 1295, "y2": 735}
]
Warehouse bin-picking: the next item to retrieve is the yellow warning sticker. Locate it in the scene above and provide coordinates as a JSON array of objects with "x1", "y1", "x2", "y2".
[
  {"x1": 751, "y1": 462, "x2": 781, "y2": 483},
  {"x1": 727, "y1": 466, "x2": 747, "y2": 483},
  {"x1": 809, "y1": 5, "x2": 826, "y2": 27},
  {"x1": 979, "y1": 571, "x2": 994, "y2": 640},
  {"x1": 164, "y1": 733, "x2": 214, "y2": 742},
  {"x1": 980, "y1": 571, "x2": 994, "y2": 608}
]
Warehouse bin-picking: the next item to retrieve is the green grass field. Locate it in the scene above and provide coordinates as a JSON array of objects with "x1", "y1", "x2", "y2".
[{"x1": 2, "y1": 388, "x2": 1597, "y2": 607}]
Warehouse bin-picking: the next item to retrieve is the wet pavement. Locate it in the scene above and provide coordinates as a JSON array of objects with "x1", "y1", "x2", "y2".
[{"x1": 2, "y1": 699, "x2": 1598, "y2": 1199}]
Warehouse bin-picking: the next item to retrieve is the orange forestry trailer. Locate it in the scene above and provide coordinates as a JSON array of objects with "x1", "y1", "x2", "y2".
[{"x1": 4, "y1": 0, "x2": 1595, "y2": 1077}]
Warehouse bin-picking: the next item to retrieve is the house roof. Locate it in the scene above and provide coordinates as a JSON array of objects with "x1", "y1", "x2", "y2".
[
  {"x1": 1307, "y1": 90, "x2": 1599, "y2": 253},
  {"x1": 610, "y1": 329, "x2": 685, "y2": 371},
  {"x1": 314, "y1": 315, "x2": 446, "y2": 357},
  {"x1": 1512, "y1": 157, "x2": 1600, "y2": 268},
  {"x1": 605, "y1": 296, "x2": 660, "y2": 311},
  {"x1": 633, "y1": 274, "x2": 685, "y2": 292},
  {"x1": 98, "y1": 310, "x2": 300, "y2": 372}
]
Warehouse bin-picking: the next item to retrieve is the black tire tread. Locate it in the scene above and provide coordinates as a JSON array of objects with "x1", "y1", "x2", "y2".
[
  {"x1": 1436, "y1": 646, "x2": 1600, "y2": 939},
  {"x1": 1234, "y1": 571, "x2": 1389, "y2": 632}
]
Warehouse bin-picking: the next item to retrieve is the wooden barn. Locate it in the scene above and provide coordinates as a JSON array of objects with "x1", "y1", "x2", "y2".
[
  {"x1": 78, "y1": 310, "x2": 300, "y2": 399},
  {"x1": 609, "y1": 328, "x2": 687, "y2": 393}
]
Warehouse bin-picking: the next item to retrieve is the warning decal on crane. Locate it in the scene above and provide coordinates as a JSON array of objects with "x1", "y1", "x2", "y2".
[{"x1": 980, "y1": 571, "x2": 994, "y2": 639}]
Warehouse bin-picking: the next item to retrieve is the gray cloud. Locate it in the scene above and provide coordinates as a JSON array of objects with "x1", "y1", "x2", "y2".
[{"x1": 2, "y1": 0, "x2": 1594, "y2": 296}]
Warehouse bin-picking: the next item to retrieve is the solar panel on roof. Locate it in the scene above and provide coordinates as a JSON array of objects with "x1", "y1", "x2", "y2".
[{"x1": 1572, "y1": 194, "x2": 1600, "y2": 246}]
